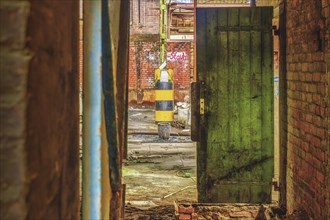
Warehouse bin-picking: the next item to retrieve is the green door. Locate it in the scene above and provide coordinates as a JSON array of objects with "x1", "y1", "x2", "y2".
[{"x1": 194, "y1": 7, "x2": 274, "y2": 203}]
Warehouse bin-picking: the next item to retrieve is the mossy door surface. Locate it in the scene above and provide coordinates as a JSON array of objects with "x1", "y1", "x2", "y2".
[{"x1": 196, "y1": 7, "x2": 274, "y2": 203}]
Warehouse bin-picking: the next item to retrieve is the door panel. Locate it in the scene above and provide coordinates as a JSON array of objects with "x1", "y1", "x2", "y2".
[{"x1": 195, "y1": 7, "x2": 274, "y2": 203}]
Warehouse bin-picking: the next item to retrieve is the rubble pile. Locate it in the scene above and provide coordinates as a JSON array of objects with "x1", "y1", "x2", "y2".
[{"x1": 174, "y1": 201, "x2": 287, "y2": 220}]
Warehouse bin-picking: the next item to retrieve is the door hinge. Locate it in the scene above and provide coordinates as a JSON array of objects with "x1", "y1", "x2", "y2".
[{"x1": 272, "y1": 179, "x2": 280, "y2": 191}]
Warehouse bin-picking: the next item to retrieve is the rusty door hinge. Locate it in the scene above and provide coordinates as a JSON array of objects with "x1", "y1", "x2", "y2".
[{"x1": 272, "y1": 179, "x2": 280, "y2": 191}]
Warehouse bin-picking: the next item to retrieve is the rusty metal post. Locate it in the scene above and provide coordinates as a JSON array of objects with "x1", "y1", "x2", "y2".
[
  {"x1": 82, "y1": 0, "x2": 106, "y2": 219},
  {"x1": 160, "y1": 0, "x2": 167, "y2": 62}
]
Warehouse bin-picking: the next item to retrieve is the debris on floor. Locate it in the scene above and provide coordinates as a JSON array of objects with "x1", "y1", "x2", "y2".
[
  {"x1": 124, "y1": 201, "x2": 292, "y2": 220},
  {"x1": 125, "y1": 204, "x2": 175, "y2": 220},
  {"x1": 126, "y1": 200, "x2": 159, "y2": 210},
  {"x1": 128, "y1": 134, "x2": 192, "y2": 143},
  {"x1": 171, "y1": 120, "x2": 186, "y2": 129},
  {"x1": 174, "y1": 201, "x2": 287, "y2": 220}
]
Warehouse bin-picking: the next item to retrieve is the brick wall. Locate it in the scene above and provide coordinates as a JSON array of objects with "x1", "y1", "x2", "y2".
[
  {"x1": 128, "y1": 0, "x2": 192, "y2": 106},
  {"x1": 281, "y1": 0, "x2": 330, "y2": 219},
  {"x1": 128, "y1": 40, "x2": 193, "y2": 106},
  {"x1": 166, "y1": 41, "x2": 192, "y2": 102},
  {"x1": 130, "y1": 0, "x2": 159, "y2": 35},
  {"x1": 128, "y1": 37, "x2": 160, "y2": 106},
  {"x1": 128, "y1": 0, "x2": 160, "y2": 106}
]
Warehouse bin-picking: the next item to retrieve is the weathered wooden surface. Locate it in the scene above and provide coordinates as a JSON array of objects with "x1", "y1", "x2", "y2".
[
  {"x1": 196, "y1": 7, "x2": 274, "y2": 203},
  {"x1": 0, "y1": 1, "x2": 31, "y2": 219},
  {"x1": 25, "y1": 0, "x2": 80, "y2": 219},
  {"x1": 109, "y1": 0, "x2": 130, "y2": 219}
]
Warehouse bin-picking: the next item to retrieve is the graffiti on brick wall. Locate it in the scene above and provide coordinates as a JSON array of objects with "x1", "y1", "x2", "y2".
[{"x1": 166, "y1": 51, "x2": 188, "y2": 61}]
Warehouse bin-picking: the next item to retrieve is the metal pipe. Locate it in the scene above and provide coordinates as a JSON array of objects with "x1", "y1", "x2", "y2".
[
  {"x1": 82, "y1": 0, "x2": 103, "y2": 219},
  {"x1": 138, "y1": 0, "x2": 141, "y2": 24}
]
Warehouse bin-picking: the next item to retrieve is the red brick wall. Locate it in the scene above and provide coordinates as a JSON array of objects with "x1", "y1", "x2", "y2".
[
  {"x1": 128, "y1": 40, "x2": 193, "y2": 106},
  {"x1": 128, "y1": 0, "x2": 193, "y2": 106},
  {"x1": 281, "y1": 0, "x2": 329, "y2": 219},
  {"x1": 130, "y1": 0, "x2": 159, "y2": 35},
  {"x1": 128, "y1": 38, "x2": 160, "y2": 106},
  {"x1": 166, "y1": 41, "x2": 192, "y2": 102},
  {"x1": 128, "y1": 0, "x2": 160, "y2": 106}
]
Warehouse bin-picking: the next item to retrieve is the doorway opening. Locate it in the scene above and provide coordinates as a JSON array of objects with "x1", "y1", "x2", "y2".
[
  {"x1": 123, "y1": 1, "x2": 279, "y2": 215},
  {"x1": 122, "y1": 0, "x2": 198, "y2": 210},
  {"x1": 79, "y1": 0, "x2": 282, "y2": 218}
]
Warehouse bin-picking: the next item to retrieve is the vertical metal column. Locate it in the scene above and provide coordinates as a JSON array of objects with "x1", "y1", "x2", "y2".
[
  {"x1": 82, "y1": 1, "x2": 103, "y2": 219},
  {"x1": 160, "y1": 0, "x2": 167, "y2": 62}
]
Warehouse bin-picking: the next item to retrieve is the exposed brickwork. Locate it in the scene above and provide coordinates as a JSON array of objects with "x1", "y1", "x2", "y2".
[
  {"x1": 128, "y1": 0, "x2": 160, "y2": 106},
  {"x1": 128, "y1": 40, "x2": 192, "y2": 106},
  {"x1": 0, "y1": 1, "x2": 30, "y2": 219},
  {"x1": 128, "y1": 0, "x2": 193, "y2": 106},
  {"x1": 128, "y1": 38, "x2": 160, "y2": 105},
  {"x1": 130, "y1": 0, "x2": 159, "y2": 35},
  {"x1": 166, "y1": 41, "x2": 192, "y2": 102},
  {"x1": 281, "y1": 0, "x2": 329, "y2": 219},
  {"x1": 174, "y1": 202, "x2": 282, "y2": 219}
]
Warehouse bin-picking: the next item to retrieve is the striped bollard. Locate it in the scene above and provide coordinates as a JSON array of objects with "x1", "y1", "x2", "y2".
[{"x1": 155, "y1": 68, "x2": 174, "y2": 139}]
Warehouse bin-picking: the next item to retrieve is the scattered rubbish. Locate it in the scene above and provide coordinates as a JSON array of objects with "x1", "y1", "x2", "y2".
[
  {"x1": 128, "y1": 151, "x2": 138, "y2": 161},
  {"x1": 130, "y1": 113, "x2": 142, "y2": 117},
  {"x1": 171, "y1": 121, "x2": 185, "y2": 129},
  {"x1": 126, "y1": 200, "x2": 159, "y2": 210},
  {"x1": 175, "y1": 95, "x2": 191, "y2": 126},
  {"x1": 162, "y1": 185, "x2": 196, "y2": 199},
  {"x1": 128, "y1": 134, "x2": 192, "y2": 143},
  {"x1": 176, "y1": 170, "x2": 192, "y2": 178},
  {"x1": 174, "y1": 202, "x2": 286, "y2": 220},
  {"x1": 125, "y1": 204, "x2": 175, "y2": 220}
]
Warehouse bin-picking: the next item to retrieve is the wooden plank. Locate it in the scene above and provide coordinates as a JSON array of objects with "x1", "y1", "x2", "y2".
[
  {"x1": 260, "y1": 8, "x2": 274, "y2": 183},
  {"x1": 208, "y1": 8, "x2": 229, "y2": 180},
  {"x1": 196, "y1": 8, "x2": 207, "y2": 202},
  {"x1": 249, "y1": 8, "x2": 263, "y2": 183},
  {"x1": 227, "y1": 8, "x2": 240, "y2": 157},
  {"x1": 205, "y1": 8, "x2": 219, "y2": 139},
  {"x1": 205, "y1": 8, "x2": 219, "y2": 179},
  {"x1": 196, "y1": 9, "x2": 207, "y2": 82},
  {"x1": 238, "y1": 13, "x2": 252, "y2": 181},
  {"x1": 209, "y1": 182, "x2": 272, "y2": 203},
  {"x1": 239, "y1": 7, "x2": 250, "y2": 26}
]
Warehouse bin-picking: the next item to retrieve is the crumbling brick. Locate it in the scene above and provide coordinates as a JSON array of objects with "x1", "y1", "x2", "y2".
[{"x1": 179, "y1": 213, "x2": 191, "y2": 220}]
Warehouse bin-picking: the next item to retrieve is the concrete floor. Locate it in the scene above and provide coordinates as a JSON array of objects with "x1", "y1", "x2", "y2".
[
  {"x1": 124, "y1": 109, "x2": 197, "y2": 207},
  {"x1": 123, "y1": 109, "x2": 291, "y2": 219}
]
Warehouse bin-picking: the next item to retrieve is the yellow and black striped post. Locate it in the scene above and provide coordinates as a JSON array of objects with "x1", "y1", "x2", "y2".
[{"x1": 155, "y1": 68, "x2": 174, "y2": 122}]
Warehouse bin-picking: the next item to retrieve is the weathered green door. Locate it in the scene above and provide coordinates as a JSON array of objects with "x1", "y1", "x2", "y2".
[{"x1": 194, "y1": 7, "x2": 274, "y2": 203}]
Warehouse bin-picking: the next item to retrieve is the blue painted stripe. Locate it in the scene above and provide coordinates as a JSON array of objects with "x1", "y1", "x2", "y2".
[{"x1": 83, "y1": 1, "x2": 102, "y2": 219}]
